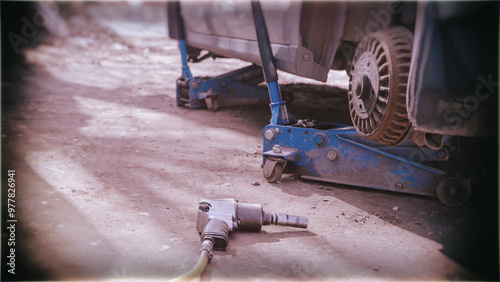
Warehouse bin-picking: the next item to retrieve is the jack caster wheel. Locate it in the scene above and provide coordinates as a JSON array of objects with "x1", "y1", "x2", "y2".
[
  {"x1": 205, "y1": 97, "x2": 220, "y2": 112},
  {"x1": 437, "y1": 175, "x2": 472, "y2": 207},
  {"x1": 263, "y1": 159, "x2": 284, "y2": 183},
  {"x1": 176, "y1": 78, "x2": 189, "y2": 107}
]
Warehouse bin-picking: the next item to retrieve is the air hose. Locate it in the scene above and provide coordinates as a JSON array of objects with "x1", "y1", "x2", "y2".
[{"x1": 171, "y1": 240, "x2": 213, "y2": 281}]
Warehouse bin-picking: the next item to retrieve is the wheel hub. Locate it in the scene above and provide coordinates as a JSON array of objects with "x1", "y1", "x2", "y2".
[
  {"x1": 353, "y1": 73, "x2": 370, "y2": 100},
  {"x1": 447, "y1": 186, "x2": 460, "y2": 197},
  {"x1": 350, "y1": 53, "x2": 380, "y2": 120},
  {"x1": 437, "y1": 175, "x2": 472, "y2": 207}
]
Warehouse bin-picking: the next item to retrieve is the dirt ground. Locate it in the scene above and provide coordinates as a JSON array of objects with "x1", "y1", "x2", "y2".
[{"x1": 1, "y1": 2, "x2": 498, "y2": 281}]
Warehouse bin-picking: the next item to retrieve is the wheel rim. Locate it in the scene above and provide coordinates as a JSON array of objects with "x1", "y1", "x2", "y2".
[{"x1": 348, "y1": 26, "x2": 413, "y2": 146}]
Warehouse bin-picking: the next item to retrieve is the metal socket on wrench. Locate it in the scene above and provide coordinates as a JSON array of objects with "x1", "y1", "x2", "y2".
[{"x1": 266, "y1": 212, "x2": 308, "y2": 229}]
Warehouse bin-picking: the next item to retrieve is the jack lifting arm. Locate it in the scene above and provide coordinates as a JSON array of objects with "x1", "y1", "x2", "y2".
[{"x1": 251, "y1": 0, "x2": 291, "y2": 125}]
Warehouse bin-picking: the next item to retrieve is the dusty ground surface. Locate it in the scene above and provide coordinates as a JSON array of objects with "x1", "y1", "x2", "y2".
[{"x1": 1, "y1": 2, "x2": 498, "y2": 281}]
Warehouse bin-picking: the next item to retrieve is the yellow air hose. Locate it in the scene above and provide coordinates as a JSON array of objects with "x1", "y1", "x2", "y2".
[{"x1": 171, "y1": 240, "x2": 213, "y2": 281}]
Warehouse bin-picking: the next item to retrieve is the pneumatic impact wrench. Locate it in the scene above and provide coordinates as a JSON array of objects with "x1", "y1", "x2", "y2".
[
  {"x1": 173, "y1": 199, "x2": 308, "y2": 280},
  {"x1": 197, "y1": 198, "x2": 308, "y2": 250}
]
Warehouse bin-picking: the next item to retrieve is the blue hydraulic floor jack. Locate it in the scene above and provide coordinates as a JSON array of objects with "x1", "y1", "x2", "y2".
[
  {"x1": 174, "y1": 7, "x2": 271, "y2": 112},
  {"x1": 176, "y1": 62, "x2": 271, "y2": 111},
  {"x1": 175, "y1": 2, "x2": 479, "y2": 207},
  {"x1": 249, "y1": 1, "x2": 478, "y2": 207}
]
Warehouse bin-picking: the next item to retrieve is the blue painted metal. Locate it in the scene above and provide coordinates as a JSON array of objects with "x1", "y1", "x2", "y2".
[
  {"x1": 176, "y1": 25, "x2": 284, "y2": 110},
  {"x1": 176, "y1": 64, "x2": 271, "y2": 109},
  {"x1": 267, "y1": 81, "x2": 292, "y2": 125},
  {"x1": 262, "y1": 123, "x2": 461, "y2": 197},
  {"x1": 250, "y1": 0, "x2": 292, "y2": 125},
  {"x1": 179, "y1": 40, "x2": 193, "y2": 79}
]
